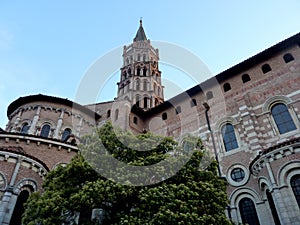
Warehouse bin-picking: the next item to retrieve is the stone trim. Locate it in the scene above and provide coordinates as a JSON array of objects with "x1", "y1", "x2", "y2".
[
  {"x1": 277, "y1": 160, "x2": 300, "y2": 187},
  {"x1": 258, "y1": 176, "x2": 272, "y2": 191},
  {"x1": 51, "y1": 162, "x2": 67, "y2": 170},
  {"x1": 226, "y1": 164, "x2": 250, "y2": 187},
  {"x1": 229, "y1": 187, "x2": 262, "y2": 206},
  {"x1": 0, "y1": 133, "x2": 78, "y2": 153},
  {"x1": 215, "y1": 116, "x2": 239, "y2": 129},
  {"x1": 229, "y1": 187, "x2": 263, "y2": 224},
  {"x1": 13, "y1": 178, "x2": 37, "y2": 194},
  {"x1": 0, "y1": 172, "x2": 7, "y2": 191},
  {"x1": 0, "y1": 151, "x2": 48, "y2": 178},
  {"x1": 251, "y1": 142, "x2": 300, "y2": 176},
  {"x1": 262, "y1": 95, "x2": 292, "y2": 113},
  {"x1": 9, "y1": 104, "x2": 97, "y2": 128}
]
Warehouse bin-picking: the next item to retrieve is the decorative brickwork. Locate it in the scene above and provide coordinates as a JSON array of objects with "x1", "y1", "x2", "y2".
[{"x1": 0, "y1": 22, "x2": 299, "y2": 224}]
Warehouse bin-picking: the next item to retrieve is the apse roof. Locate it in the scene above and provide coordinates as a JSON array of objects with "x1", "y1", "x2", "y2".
[{"x1": 7, "y1": 94, "x2": 101, "y2": 120}]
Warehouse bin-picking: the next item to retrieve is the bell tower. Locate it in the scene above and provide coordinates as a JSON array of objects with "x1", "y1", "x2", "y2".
[{"x1": 117, "y1": 20, "x2": 164, "y2": 109}]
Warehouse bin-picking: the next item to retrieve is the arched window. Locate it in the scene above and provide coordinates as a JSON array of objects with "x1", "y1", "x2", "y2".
[
  {"x1": 175, "y1": 106, "x2": 181, "y2": 114},
  {"x1": 223, "y1": 83, "x2": 231, "y2": 92},
  {"x1": 143, "y1": 67, "x2": 147, "y2": 76},
  {"x1": 115, "y1": 109, "x2": 119, "y2": 121},
  {"x1": 262, "y1": 64, "x2": 272, "y2": 74},
  {"x1": 128, "y1": 68, "x2": 131, "y2": 76},
  {"x1": 122, "y1": 71, "x2": 127, "y2": 80},
  {"x1": 79, "y1": 209, "x2": 93, "y2": 225},
  {"x1": 283, "y1": 53, "x2": 294, "y2": 63},
  {"x1": 40, "y1": 124, "x2": 51, "y2": 138},
  {"x1": 107, "y1": 109, "x2": 111, "y2": 118},
  {"x1": 21, "y1": 123, "x2": 30, "y2": 134},
  {"x1": 136, "y1": 67, "x2": 141, "y2": 76},
  {"x1": 157, "y1": 86, "x2": 161, "y2": 97},
  {"x1": 61, "y1": 128, "x2": 71, "y2": 141},
  {"x1": 291, "y1": 175, "x2": 300, "y2": 207},
  {"x1": 133, "y1": 116, "x2": 138, "y2": 124},
  {"x1": 271, "y1": 103, "x2": 296, "y2": 134},
  {"x1": 9, "y1": 189, "x2": 31, "y2": 225},
  {"x1": 242, "y1": 74, "x2": 251, "y2": 83},
  {"x1": 136, "y1": 95, "x2": 140, "y2": 107},
  {"x1": 143, "y1": 54, "x2": 146, "y2": 62},
  {"x1": 191, "y1": 99, "x2": 197, "y2": 107},
  {"x1": 162, "y1": 112, "x2": 167, "y2": 120},
  {"x1": 239, "y1": 198, "x2": 260, "y2": 225},
  {"x1": 206, "y1": 91, "x2": 213, "y2": 100},
  {"x1": 221, "y1": 123, "x2": 238, "y2": 151},
  {"x1": 143, "y1": 97, "x2": 148, "y2": 108},
  {"x1": 136, "y1": 79, "x2": 140, "y2": 90},
  {"x1": 153, "y1": 83, "x2": 157, "y2": 93},
  {"x1": 137, "y1": 54, "x2": 141, "y2": 61},
  {"x1": 143, "y1": 80, "x2": 148, "y2": 91}
]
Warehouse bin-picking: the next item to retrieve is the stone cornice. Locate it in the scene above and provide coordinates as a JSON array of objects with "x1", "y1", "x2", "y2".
[
  {"x1": 250, "y1": 141, "x2": 300, "y2": 176},
  {"x1": 0, "y1": 150, "x2": 48, "y2": 178},
  {"x1": 0, "y1": 133, "x2": 78, "y2": 153},
  {"x1": 9, "y1": 104, "x2": 97, "y2": 127}
]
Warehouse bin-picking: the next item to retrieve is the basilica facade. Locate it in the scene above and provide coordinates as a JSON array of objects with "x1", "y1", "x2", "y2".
[{"x1": 0, "y1": 21, "x2": 300, "y2": 225}]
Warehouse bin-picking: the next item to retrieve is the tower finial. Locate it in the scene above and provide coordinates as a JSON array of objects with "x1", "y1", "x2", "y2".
[{"x1": 133, "y1": 18, "x2": 147, "y2": 41}]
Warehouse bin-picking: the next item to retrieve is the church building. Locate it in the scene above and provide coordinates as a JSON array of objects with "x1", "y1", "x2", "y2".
[{"x1": 0, "y1": 21, "x2": 300, "y2": 225}]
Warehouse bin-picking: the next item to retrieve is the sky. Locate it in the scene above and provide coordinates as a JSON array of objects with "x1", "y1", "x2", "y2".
[{"x1": 0, "y1": 1, "x2": 300, "y2": 128}]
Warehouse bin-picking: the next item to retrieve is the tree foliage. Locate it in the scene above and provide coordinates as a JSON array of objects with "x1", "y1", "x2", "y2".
[{"x1": 23, "y1": 122, "x2": 232, "y2": 225}]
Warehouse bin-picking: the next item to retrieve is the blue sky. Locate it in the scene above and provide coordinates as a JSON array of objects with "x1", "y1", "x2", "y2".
[{"x1": 0, "y1": 1, "x2": 300, "y2": 128}]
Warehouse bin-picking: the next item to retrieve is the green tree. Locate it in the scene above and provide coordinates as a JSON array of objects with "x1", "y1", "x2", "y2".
[{"x1": 23, "y1": 122, "x2": 232, "y2": 225}]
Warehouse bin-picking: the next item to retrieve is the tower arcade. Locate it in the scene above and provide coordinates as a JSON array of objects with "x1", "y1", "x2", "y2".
[{"x1": 117, "y1": 20, "x2": 164, "y2": 109}]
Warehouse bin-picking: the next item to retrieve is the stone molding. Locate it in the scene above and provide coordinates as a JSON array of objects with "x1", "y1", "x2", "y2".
[{"x1": 251, "y1": 142, "x2": 300, "y2": 176}]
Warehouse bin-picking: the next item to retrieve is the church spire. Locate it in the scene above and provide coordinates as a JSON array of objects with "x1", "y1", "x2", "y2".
[
  {"x1": 133, "y1": 19, "x2": 147, "y2": 42},
  {"x1": 117, "y1": 20, "x2": 164, "y2": 110}
]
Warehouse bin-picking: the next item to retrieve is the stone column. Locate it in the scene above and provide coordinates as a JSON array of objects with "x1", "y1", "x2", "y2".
[
  {"x1": 147, "y1": 98, "x2": 150, "y2": 109},
  {"x1": 266, "y1": 161, "x2": 291, "y2": 224},
  {"x1": 53, "y1": 110, "x2": 65, "y2": 139},
  {"x1": 11, "y1": 110, "x2": 22, "y2": 132},
  {"x1": 129, "y1": 79, "x2": 133, "y2": 90},
  {"x1": 28, "y1": 106, "x2": 41, "y2": 135},
  {"x1": 75, "y1": 117, "x2": 83, "y2": 137},
  {"x1": 229, "y1": 206, "x2": 239, "y2": 224},
  {"x1": 151, "y1": 96, "x2": 154, "y2": 108},
  {"x1": 0, "y1": 158, "x2": 21, "y2": 224},
  {"x1": 266, "y1": 162, "x2": 276, "y2": 186},
  {"x1": 0, "y1": 190, "x2": 18, "y2": 225},
  {"x1": 280, "y1": 187, "x2": 300, "y2": 224},
  {"x1": 256, "y1": 201, "x2": 274, "y2": 225}
]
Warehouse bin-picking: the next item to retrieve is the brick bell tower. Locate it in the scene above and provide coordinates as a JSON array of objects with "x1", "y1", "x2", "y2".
[{"x1": 117, "y1": 19, "x2": 164, "y2": 110}]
